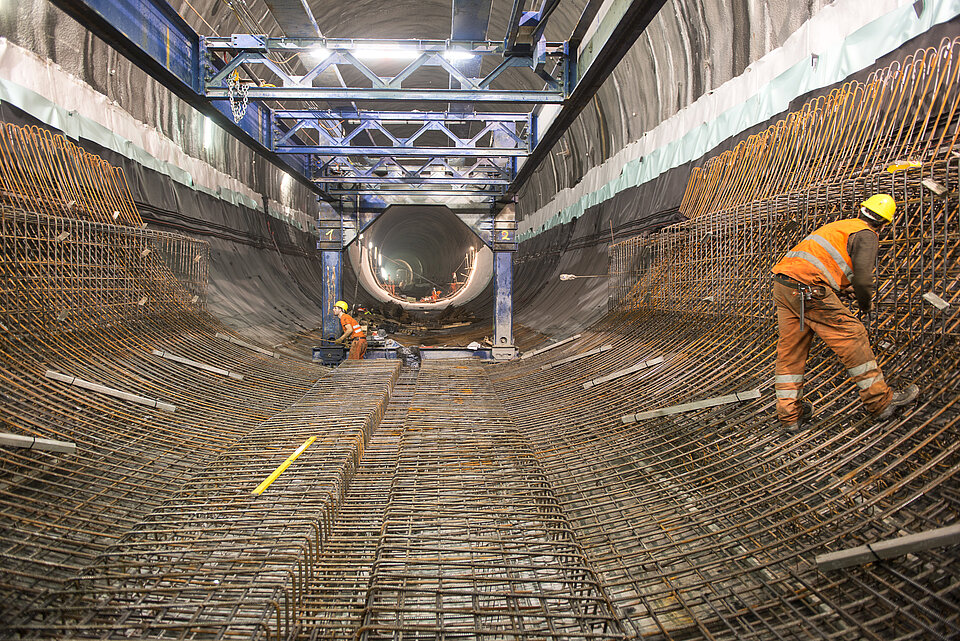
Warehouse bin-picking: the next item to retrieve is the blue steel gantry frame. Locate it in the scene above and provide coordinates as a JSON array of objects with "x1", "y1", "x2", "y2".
[
  {"x1": 200, "y1": 36, "x2": 565, "y2": 203},
  {"x1": 47, "y1": 0, "x2": 666, "y2": 357},
  {"x1": 201, "y1": 36, "x2": 570, "y2": 104}
]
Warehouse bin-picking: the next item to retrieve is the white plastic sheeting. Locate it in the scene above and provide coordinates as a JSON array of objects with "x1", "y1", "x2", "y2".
[
  {"x1": 518, "y1": 0, "x2": 960, "y2": 241},
  {"x1": 0, "y1": 37, "x2": 316, "y2": 231}
]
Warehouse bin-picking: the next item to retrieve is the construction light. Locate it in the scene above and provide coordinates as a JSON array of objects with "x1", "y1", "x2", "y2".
[
  {"x1": 353, "y1": 44, "x2": 419, "y2": 61},
  {"x1": 381, "y1": 268, "x2": 389, "y2": 279},
  {"x1": 308, "y1": 46, "x2": 330, "y2": 62},
  {"x1": 443, "y1": 50, "x2": 477, "y2": 62}
]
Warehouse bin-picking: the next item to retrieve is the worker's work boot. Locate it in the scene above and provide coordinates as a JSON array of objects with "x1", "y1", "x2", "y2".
[
  {"x1": 782, "y1": 401, "x2": 813, "y2": 434},
  {"x1": 877, "y1": 384, "x2": 919, "y2": 420}
]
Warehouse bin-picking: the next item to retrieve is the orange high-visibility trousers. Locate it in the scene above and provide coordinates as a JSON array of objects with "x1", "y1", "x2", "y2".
[
  {"x1": 772, "y1": 281, "x2": 892, "y2": 423},
  {"x1": 348, "y1": 337, "x2": 367, "y2": 360}
]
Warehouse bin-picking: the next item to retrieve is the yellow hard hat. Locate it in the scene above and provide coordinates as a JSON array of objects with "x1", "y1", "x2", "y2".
[
  {"x1": 335, "y1": 300, "x2": 348, "y2": 311},
  {"x1": 861, "y1": 194, "x2": 896, "y2": 224}
]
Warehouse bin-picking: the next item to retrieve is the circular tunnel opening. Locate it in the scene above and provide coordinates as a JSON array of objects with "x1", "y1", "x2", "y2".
[{"x1": 350, "y1": 205, "x2": 492, "y2": 309}]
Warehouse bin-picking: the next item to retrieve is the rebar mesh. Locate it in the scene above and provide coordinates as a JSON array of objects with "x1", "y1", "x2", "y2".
[
  {"x1": 358, "y1": 360, "x2": 621, "y2": 640},
  {"x1": 492, "y1": 36, "x2": 960, "y2": 641},
  {"x1": 3, "y1": 29, "x2": 960, "y2": 641},
  {"x1": 0, "y1": 126, "x2": 406, "y2": 639}
]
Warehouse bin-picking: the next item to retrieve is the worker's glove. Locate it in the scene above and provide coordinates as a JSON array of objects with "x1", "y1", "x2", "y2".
[
  {"x1": 857, "y1": 299, "x2": 872, "y2": 314},
  {"x1": 840, "y1": 285, "x2": 856, "y2": 300}
]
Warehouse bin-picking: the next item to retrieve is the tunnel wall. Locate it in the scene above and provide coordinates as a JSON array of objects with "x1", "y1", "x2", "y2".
[
  {"x1": 0, "y1": 0, "x2": 335, "y2": 344},
  {"x1": 486, "y1": 32, "x2": 960, "y2": 634},
  {"x1": 517, "y1": 1, "x2": 960, "y2": 237},
  {"x1": 513, "y1": 15, "x2": 960, "y2": 339}
]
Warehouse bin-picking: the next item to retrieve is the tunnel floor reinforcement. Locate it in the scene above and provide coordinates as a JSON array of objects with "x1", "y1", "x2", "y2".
[{"x1": 352, "y1": 359, "x2": 623, "y2": 640}]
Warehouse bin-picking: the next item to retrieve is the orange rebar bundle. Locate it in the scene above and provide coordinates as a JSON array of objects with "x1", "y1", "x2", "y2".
[
  {"x1": 0, "y1": 123, "x2": 143, "y2": 226},
  {"x1": 678, "y1": 37, "x2": 960, "y2": 220},
  {"x1": 0, "y1": 124, "x2": 207, "y2": 339}
]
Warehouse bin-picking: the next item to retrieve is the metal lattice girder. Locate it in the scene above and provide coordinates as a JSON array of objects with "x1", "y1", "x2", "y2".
[
  {"x1": 202, "y1": 36, "x2": 569, "y2": 103},
  {"x1": 272, "y1": 110, "x2": 533, "y2": 156},
  {"x1": 315, "y1": 155, "x2": 514, "y2": 187},
  {"x1": 326, "y1": 188, "x2": 500, "y2": 198}
]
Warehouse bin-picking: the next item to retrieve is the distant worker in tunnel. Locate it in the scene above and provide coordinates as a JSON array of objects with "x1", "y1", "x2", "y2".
[
  {"x1": 332, "y1": 300, "x2": 367, "y2": 360},
  {"x1": 771, "y1": 194, "x2": 918, "y2": 433}
]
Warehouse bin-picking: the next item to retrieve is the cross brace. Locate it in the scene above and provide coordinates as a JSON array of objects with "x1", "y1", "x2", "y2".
[
  {"x1": 272, "y1": 110, "x2": 533, "y2": 156},
  {"x1": 315, "y1": 155, "x2": 514, "y2": 189}
]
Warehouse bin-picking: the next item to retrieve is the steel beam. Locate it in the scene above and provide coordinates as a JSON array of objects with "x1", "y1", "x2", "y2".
[
  {"x1": 326, "y1": 189, "x2": 500, "y2": 198},
  {"x1": 278, "y1": 146, "x2": 527, "y2": 157},
  {"x1": 492, "y1": 251, "x2": 515, "y2": 357},
  {"x1": 508, "y1": 0, "x2": 667, "y2": 197},
  {"x1": 321, "y1": 251, "x2": 342, "y2": 339},
  {"x1": 202, "y1": 39, "x2": 568, "y2": 102},
  {"x1": 313, "y1": 177, "x2": 511, "y2": 186},
  {"x1": 273, "y1": 110, "x2": 531, "y2": 122},
  {"x1": 272, "y1": 110, "x2": 532, "y2": 157},
  {"x1": 50, "y1": 0, "x2": 199, "y2": 92},
  {"x1": 47, "y1": 0, "x2": 325, "y2": 197},
  {"x1": 208, "y1": 87, "x2": 563, "y2": 103}
]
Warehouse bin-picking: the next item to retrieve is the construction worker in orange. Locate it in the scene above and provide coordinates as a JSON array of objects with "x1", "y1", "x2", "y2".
[
  {"x1": 771, "y1": 194, "x2": 918, "y2": 433},
  {"x1": 332, "y1": 300, "x2": 367, "y2": 360}
]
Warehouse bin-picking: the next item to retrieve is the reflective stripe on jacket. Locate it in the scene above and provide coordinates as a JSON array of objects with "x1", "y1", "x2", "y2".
[
  {"x1": 339, "y1": 313, "x2": 366, "y2": 339},
  {"x1": 772, "y1": 218, "x2": 874, "y2": 290}
]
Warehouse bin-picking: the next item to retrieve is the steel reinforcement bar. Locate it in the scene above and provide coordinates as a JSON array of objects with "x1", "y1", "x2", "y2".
[
  {"x1": 678, "y1": 37, "x2": 960, "y2": 221},
  {"x1": 20, "y1": 360, "x2": 399, "y2": 639},
  {"x1": 490, "y1": 288, "x2": 958, "y2": 638},
  {"x1": 298, "y1": 366, "x2": 419, "y2": 639},
  {"x1": 0, "y1": 123, "x2": 143, "y2": 226},
  {"x1": 358, "y1": 359, "x2": 623, "y2": 640}
]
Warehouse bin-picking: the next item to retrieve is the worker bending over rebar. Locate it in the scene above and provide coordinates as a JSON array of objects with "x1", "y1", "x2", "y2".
[
  {"x1": 771, "y1": 194, "x2": 919, "y2": 433},
  {"x1": 333, "y1": 300, "x2": 367, "y2": 360}
]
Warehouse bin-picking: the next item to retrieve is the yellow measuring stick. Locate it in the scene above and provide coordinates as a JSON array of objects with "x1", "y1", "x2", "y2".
[{"x1": 251, "y1": 435, "x2": 317, "y2": 496}]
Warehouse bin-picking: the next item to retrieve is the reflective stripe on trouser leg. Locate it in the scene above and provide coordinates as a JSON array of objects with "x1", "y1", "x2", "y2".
[
  {"x1": 849, "y1": 363, "x2": 890, "y2": 414},
  {"x1": 773, "y1": 282, "x2": 813, "y2": 424},
  {"x1": 795, "y1": 289, "x2": 892, "y2": 414}
]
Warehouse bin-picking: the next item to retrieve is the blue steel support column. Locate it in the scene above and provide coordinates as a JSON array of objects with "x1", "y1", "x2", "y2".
[
  {"x1": 317, "y1": 207, "x2": 344, "y2": 340},
  {"x1": 491, "y1": 204, "x2": 518, "y2": 360},
  {"x1": 321, "y1": 250, "x2": 342, "y2": 339},
  {"x1": 493, "y1": 250, "x2": 514, "y2": 354}
]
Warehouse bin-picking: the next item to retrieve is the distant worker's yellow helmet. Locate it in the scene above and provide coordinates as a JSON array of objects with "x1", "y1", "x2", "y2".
[
  {"x1": 335, "y1": 300, "x2": 349, "y2": 311},
  {"x1": 861, "y1": 194, "x2": 896, "y2": 224}
]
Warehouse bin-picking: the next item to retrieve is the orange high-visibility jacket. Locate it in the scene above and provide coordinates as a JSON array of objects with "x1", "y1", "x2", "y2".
[
  {"x1": 339, "y1": 313, "x2": 366, "y2": 339},
  {"x1": 772, "y1": 219, "x2": 875, "y2": 290}
]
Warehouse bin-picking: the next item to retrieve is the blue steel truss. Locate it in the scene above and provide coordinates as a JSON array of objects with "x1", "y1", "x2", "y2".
[
  {"x1": 200, "y1": 36, "x2": 567, "y2": 200},
  {"x1": 202, "y1": 37, "x2": 569, "y2": 103},
  {"x1": 315, "y1": 156, "x2": 514, "y2": 188},
  {"x1": 271, "y1": 110, "x2": 533, "y2": 157}
]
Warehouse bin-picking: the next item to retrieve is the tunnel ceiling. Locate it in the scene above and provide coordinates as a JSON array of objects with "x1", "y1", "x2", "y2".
[
  {"x1": 364, "y1": 205, "x2": 484, "y2": 289},
  {"x1": 181, "y1": 0, "x2": 587, "y2": 73},
  {"x1": 169, "y1": 0, "x2": 822, "y2": 218}
]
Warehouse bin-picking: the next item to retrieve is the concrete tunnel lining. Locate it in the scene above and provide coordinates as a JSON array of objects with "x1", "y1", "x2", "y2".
[
  {"x1": 1, "y1": 0, "x2": 960, "y2": 639},
  {"x1": 348, "y1": 205, "x2": 494, "y2": 310}
]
